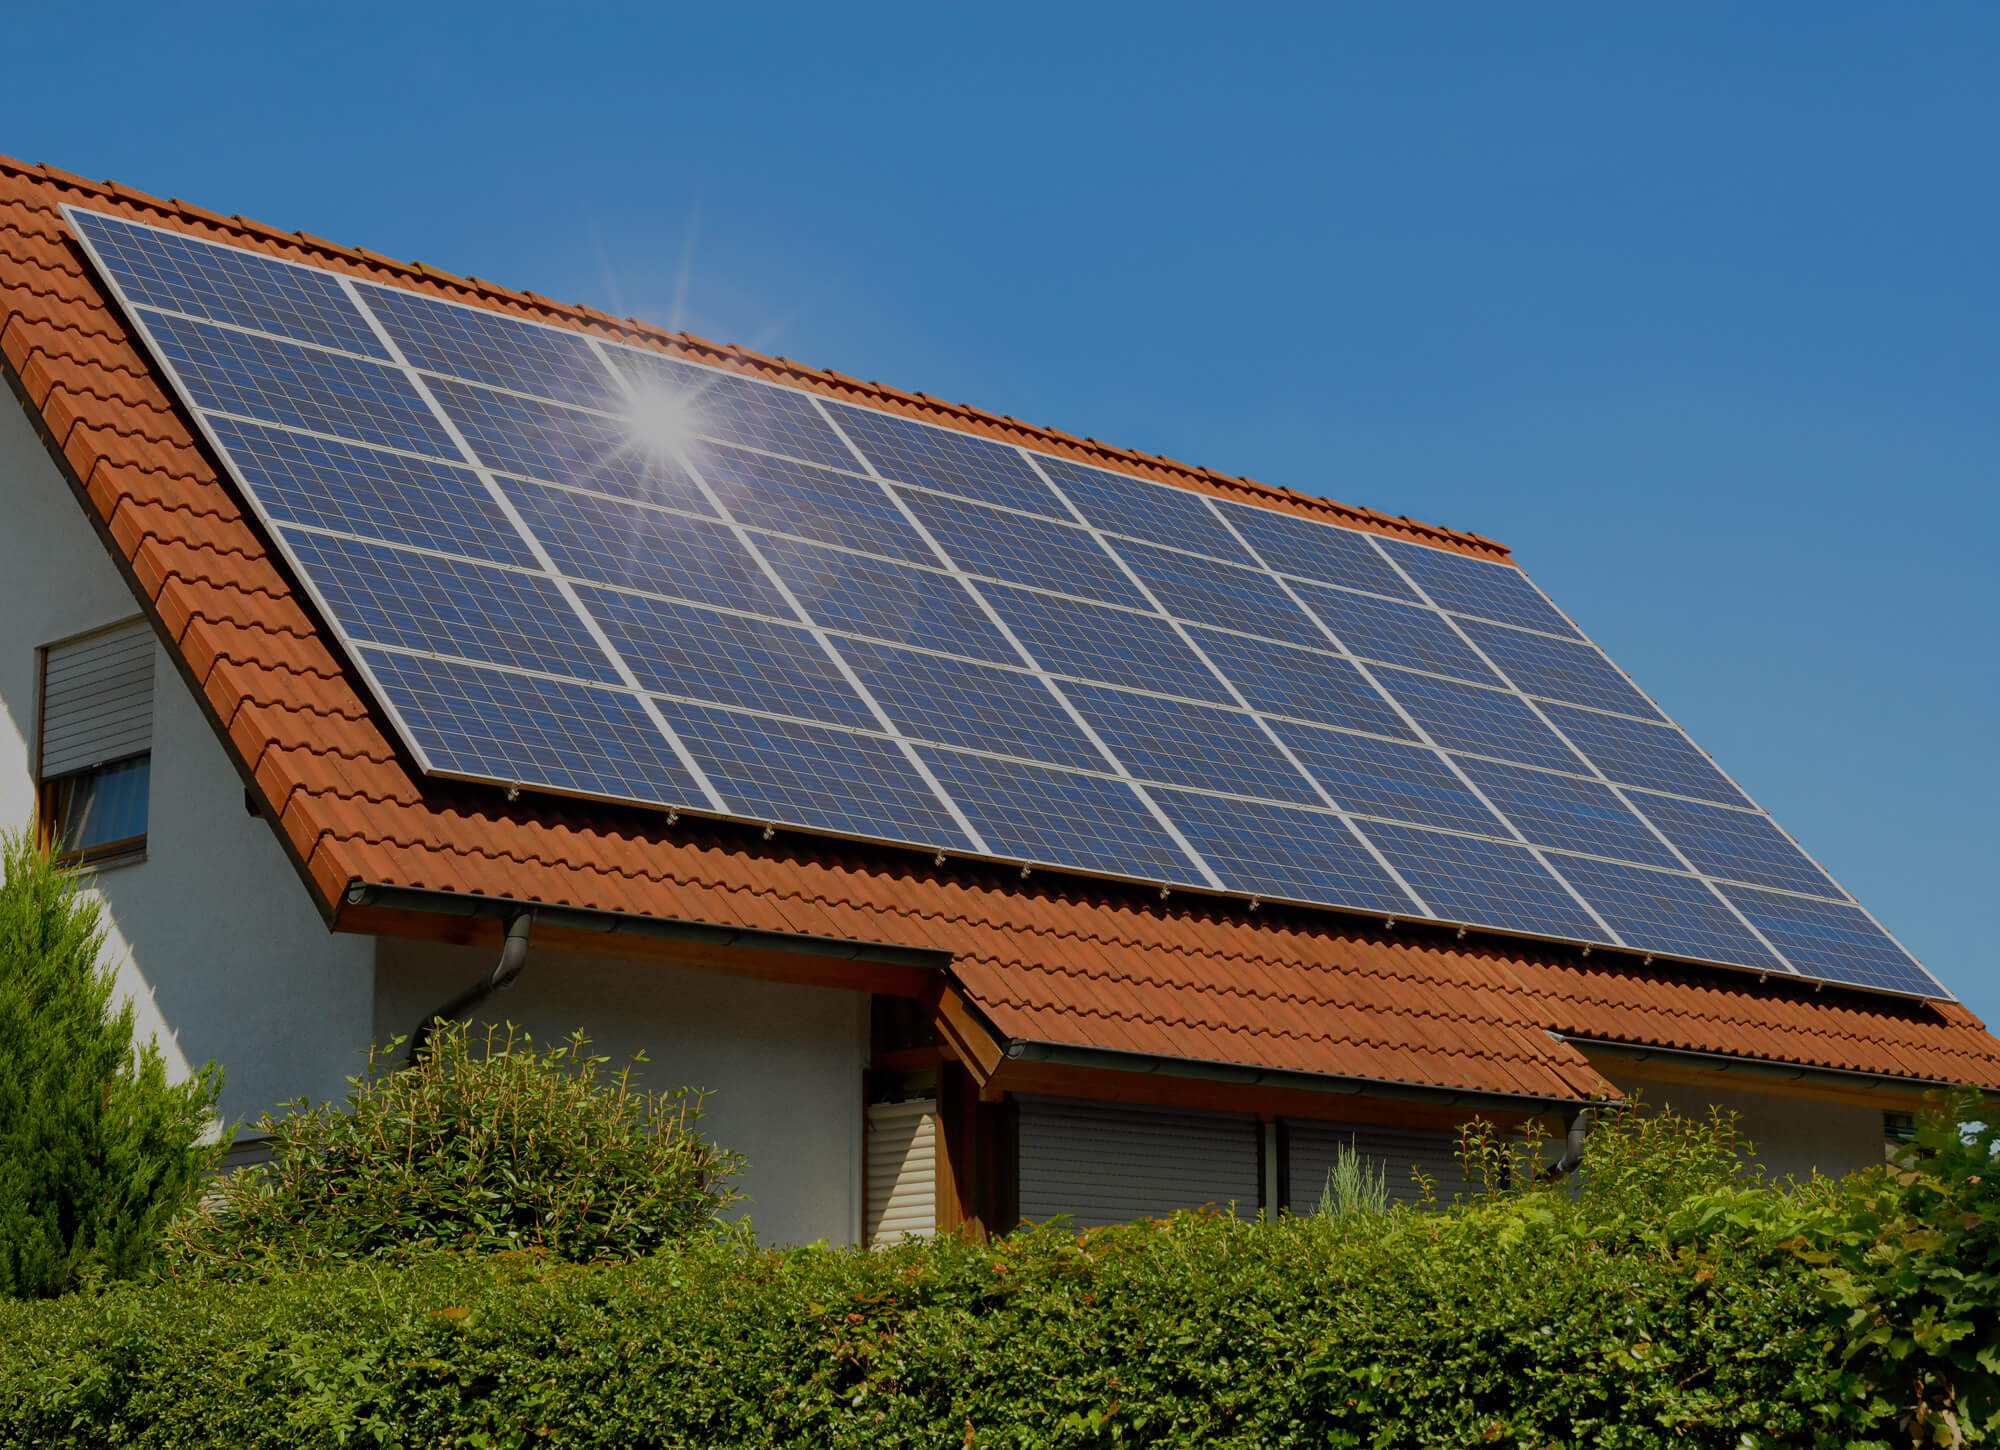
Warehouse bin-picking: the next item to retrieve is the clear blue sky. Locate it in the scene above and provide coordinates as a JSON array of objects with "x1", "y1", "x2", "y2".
[{"x1": 6, "y1": 6, "x2": 1995, "y2": 1020}]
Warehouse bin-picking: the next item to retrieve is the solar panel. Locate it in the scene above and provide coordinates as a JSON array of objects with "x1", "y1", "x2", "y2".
[{"x1": 69, "y1": 207, "x2": 1948, "y2": 1000}]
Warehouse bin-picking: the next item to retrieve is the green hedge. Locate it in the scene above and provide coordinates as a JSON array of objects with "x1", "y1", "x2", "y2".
[
  {"x1": 2, "y1": 1102, "x2": 1993, "y2": 1448},
  {"x1": 0, "y1": 1201, "x2": 1852, "y2": 1448}
]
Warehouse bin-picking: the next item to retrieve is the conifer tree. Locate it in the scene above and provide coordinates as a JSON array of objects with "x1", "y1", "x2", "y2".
[{"x1": 0, "y1": 830, "x2": 221, "y2": 1296}]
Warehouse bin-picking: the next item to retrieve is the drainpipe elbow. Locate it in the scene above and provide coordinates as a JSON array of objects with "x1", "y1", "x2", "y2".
[{"x1": 404, "y1": 910, "x2": 534, "y2": 1066}]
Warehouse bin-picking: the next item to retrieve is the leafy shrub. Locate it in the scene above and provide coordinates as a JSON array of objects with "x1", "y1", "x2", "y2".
[
  {"x1": 163, "y1": 1021, "x2": 740, "y2": 1278},
  {"x1": 0, "y1": 831, "x2": 221, "y2": 1298},
  {"x1": 3, "y1": 1092, "x2": 1992, "y2": 1447}
]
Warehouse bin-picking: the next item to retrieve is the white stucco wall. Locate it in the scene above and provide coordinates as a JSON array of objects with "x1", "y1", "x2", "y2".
[
  {"x1": 0, "y1": 397, "x2": 375, "y2": 1123},
  {"x1": 1607, "y1": 1071, "x2": 1888, "y2": 1182},
  {"x1": 373, "y1": 938, "x2": 868, "y2": 1247}
]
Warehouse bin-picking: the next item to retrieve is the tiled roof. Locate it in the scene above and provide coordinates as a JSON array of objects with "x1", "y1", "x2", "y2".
[{"x1": 6, "y1": 156, "x2": 1998, "y2": 1103}]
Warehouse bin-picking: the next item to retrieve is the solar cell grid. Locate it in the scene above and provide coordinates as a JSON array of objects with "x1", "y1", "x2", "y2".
[
  {"x1": 696, "y1": 444, "x2": 933, "y2": 564},
  {"x1": 506, "y1": 481, "x2": 788, "y2": 617},
  {"x1": 1066, "y1": 683, "x2": 1323, "y2": 805},
  {"x1": 1038, "y1": 457, "x2": 1255, "y2": 562},
  {"x1": 1455, "y1": 758, "x2": 1681, "y2": 870},
  {"x1": 1294, "y1": 581, "x2": 1500, "y2": 683},
  {"x1": 838, "y1": 640, "x2": 1104, "y2": 770},
  {"x1": 428, "y1": 378, "x2": 713, "y2": 513},
  {"x1": 1547, "y1": 856, "x2": 1782, "y2": 969},
  {"x1": 916, "y1": 749, "x2": 1208, "y2": 885},
  {"x1": 581, "y1": 588, "x2": 875, "y2": 729},
  {"x1": 1370, "y1": 668, "x2": 1585, "y2": 772},
  {"x1": 982, "y1": 585, "x2": 1234, "y2": 704},
  {"x1": 1218, "y1": 501, "x2": 1419, "y2": 602},
  {"x1": 1632, "y1": 792, "x2": 1845, "y2": 900},
  {"x1": 1184, "y1": 628, "x2": 1415, "y2": 740},
  {"x1": 1271, "y1": 724, "x2": 1507, "y2": 835},
  {"x1": 1118, "y1": 541, "x2": 1327, "y2": 648},
  {"x1": 899, "y1": 489, "x2": 1149, "y2": 607},
  {"x1": 281, "y1": 530, "x2": 617, "y2": 683},
  {"x1": 1384, "y1": 538, "x2": 1583, "y2": 638},
  {"x1": 207, "y1": 417, "x2": 533, "y2": 567},
  {"x1": 80, "y1": 211, "x2": 388, "y2": 358},
  {"x1": 74, "y1": 208, "x2": 1945, "y2": 999},
  {"x1": 830, "y1": 403, "x2": 1064, "y2": 517},
  {"x1": 757, "y1": 537, "x2": 1018, "y2": 665},
  {"x1": 364, "y1": 650, "x2": 706, "y2": 806},
  {"x1": 1460, "y1": 619, "x2": 1665, "y2": 721},
  {"x1": 654, "y1": 698, "x2": 971, "y2": 847},
  {"x1": 607, "y1": 349, "x2": 856, "y2": 470},
  {"x1": 1541, "y1": 703, "x2": 1749, "y2": 806},
  {"x1": 1718, "y1": 886, "x2": 1934, "y2": 995},
  {"x1": 363, "y1": 283, "x2": 615, "y2": 410},
  {"x1": 147, "y1": 312, "x2": 457, "y2": 457},
  {"x1": 1153, "y1": 790, "x2": 1414, "y2": 911},
  {"x1": 1359, "y1": 824, "x2": 1607, "y2": 942}
]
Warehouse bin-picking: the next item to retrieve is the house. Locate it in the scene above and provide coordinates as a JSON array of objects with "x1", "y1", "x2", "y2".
[{"x1": 3, "y1": 156, "x2": 1997, "y2": 1247}]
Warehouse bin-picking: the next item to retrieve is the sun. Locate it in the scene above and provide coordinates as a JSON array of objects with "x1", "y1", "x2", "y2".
[{"x1": 621, "y1": 386, "x2": 700, "y2": 458}]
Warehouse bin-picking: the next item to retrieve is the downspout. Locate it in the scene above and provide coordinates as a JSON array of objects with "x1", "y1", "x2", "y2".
[
  {"x1": 1538, "y1": 1106, "x2": 1592, "y2": 1181},
  {"x1": 404, "y1": 910, "x2": 533, "y2": 1066}
]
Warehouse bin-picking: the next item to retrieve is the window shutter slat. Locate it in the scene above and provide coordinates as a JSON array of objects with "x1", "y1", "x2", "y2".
[{"x1": 40, "y1": 621, "x2": 155, "y2": 779}]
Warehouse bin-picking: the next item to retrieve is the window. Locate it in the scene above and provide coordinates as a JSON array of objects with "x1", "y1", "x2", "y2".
[{"x1": 36, "y1": 620, "x2": 155, "y2": 866}]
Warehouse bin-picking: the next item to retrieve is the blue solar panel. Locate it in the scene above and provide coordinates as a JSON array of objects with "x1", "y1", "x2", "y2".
[
  {"x1": 1546, "y1": 856, "x2": 1782, "y2": 969},
  {"x1": 899, "y1": 489, "x2": 1147, "y2": 607},
  {"x1": 757, "y1": 537, "x2": 1018, "y2": 666},
  {"x1": 1217, "y1": 502, "x2": 1419, "y2": 602},
  {"x1": 830, "y1": 403, "x2": 1064, "y2": 517},
  {"x1": 145, "y1": 312, "x2": 456, "y2": 457},
  {"x1": 1717, "y1": 886, "x2": 1937, "y2": 996},
  {"x1": 1293, "y1": 582, "x2": 1500, "y2": 684},
  {"x1": 1153, "y1": 790, "x2": 1414, "y2": 911},
  {"x1": 206, "y1": 417, "x2": 532, "y2": 567},
  {"x1": 1540, "y1": 704, "x2": 1749, "y2": 807},
  {"x1": 1382, "y1": 538, "x2": 1584, "y2": 639},
  {"x1": 364, "y1": 650, "x2": 707, "y2": 806},
  {"x1": 1037, "y1": 457, "x2": 1255, "y2": 563},
  {"x1": 1358, "y1": 824, "x2": 1608, "y2": 941},
  {"x1": 74, "y1": 210, "x2": 388, "y2": 358},
  {"x1": 1631, "y1": 793, "x2": 1845, "y2": 900},
  {"x1": 1370, "y1": 668, "x2": 1584, "y2": 772},
  {"x1": 79, "y1": 211, "x2": 1945, "y2": 999},
  {"x1": 606, "y1": 350, "x2": 856, "y2": 470},
  {"x1": 1455, "y1": 759, "x2": 1681, "y2": 870},
  {"x1": 1066, "y1": 684, "x2": 1322, "y2": 804},
  {"x1": 362, "y1": 283, "x2": 614, "y2": 410},
  {"x1": 581, "y1": 588, "x2": 874, "y2": 729},
  {"x1": 982, "y1": 585, "x2": 1233, "y2": 704},
  {"x1": 652, "y1": 699, "x2": 971, "y2": 846},
  {"x1": 1185, "y1": 628, "x2": 1415, "y2": 740},
  {"x1": 1459, "y1": 620, "x2": 1665, "y2": 721},
  {"x1": 428, "y1": 378, "x2": 714, "y2": 514},
  {"x1": 837, "y1": 640, "x2": 1103, "y2": 771},
  {"x1": 506, "y1": 481, "x2": 786, "y2": 617},
  {"x1": 916, "y1": 749, "x2": 1208, "y2": 884},
  {"x1": 1118, "y1": 541, "x2": 1327, "y2": 648},
  {"x1": 281, "y1": 530, "x2": 617, "y2": 682},
  {"x1": 696, "y1": 444, "x2": 931, "y2": 564},
  {"x1": 1272, "y1": 724, "x2": 1507, "y2": 835}
]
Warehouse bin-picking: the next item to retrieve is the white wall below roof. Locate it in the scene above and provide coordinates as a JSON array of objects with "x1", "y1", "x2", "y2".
[
  {"x1": 372, "y1": 938, "x2": 868, "y2": 1248},
  {"x1": 1606, "y1": 1072, "x2": 1888, "y2": 1182},
  {"x1": 0, "y1": 395, "x2": 375, "y2": 1124}
]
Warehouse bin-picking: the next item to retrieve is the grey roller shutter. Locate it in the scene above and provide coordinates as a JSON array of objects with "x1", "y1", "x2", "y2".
[
  {"x1": 1017, "y1": 1096, "x2": 1260, "y2": 1229},
  {"x1": 865, "y1": 1099, "x2": 937, "y2": 1246},
  {"x1": 1286, "y1": 1118, "x2": 1469, "y2": 1210},
  {"x1": 39, "y1": 620, "x2": 155, "y2": 779}
]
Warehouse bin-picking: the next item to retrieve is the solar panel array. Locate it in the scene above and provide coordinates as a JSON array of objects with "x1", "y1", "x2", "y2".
[{"x1": 67, "y1": 207, "x2": 1946, "y2": 1000}]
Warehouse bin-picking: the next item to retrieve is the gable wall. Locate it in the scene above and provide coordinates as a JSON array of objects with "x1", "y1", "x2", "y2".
[{"x1": 0, "y1": 394, "x2": 375, "y2": 1121}]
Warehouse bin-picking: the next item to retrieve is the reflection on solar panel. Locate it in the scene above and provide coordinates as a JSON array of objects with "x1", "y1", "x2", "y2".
[{"x1": 68, "y1": 207, "x2": 1947, "y2": 1001}]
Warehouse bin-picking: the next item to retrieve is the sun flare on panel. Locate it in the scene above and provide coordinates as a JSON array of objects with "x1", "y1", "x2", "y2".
[{"x1": 620, "y1": 384, "x2": 703, "y2": 462}]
